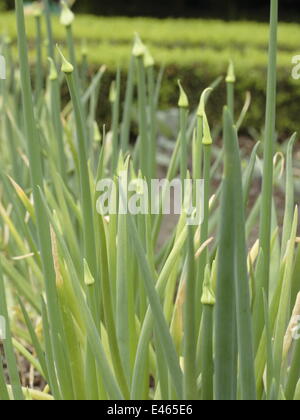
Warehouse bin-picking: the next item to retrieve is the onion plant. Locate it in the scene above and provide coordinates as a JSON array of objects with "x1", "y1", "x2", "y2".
[{"x1": 0, "y1": 0, "x2": 299, "y2": 401}]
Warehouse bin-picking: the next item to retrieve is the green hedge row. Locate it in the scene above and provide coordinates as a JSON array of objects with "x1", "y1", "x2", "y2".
[
  {"x1": 1, "y1": 12, "x2": 300, "y2": 134},
  {"x1": 96, "y1": 62, "x2": 300, "y2": 136},
  {"x1": 2, "y1": 12, "x2": 300, "y2": 50}
]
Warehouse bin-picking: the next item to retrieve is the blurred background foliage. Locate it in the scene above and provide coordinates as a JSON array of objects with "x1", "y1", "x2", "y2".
[
  {"x1": 0, "y1": 0, "x2": 299, "y2": 135},
  {"x1": 0, "y1": 0, "x2": 299, "y2": 21}
]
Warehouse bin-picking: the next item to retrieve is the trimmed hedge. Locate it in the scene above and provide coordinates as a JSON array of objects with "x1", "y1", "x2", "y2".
[
  {"x1": 1, "y1": 12, "x2": 300, "y2": 134},
  {"x1": 2, "y1": 13, "x2": 300, "y2": 50}
]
